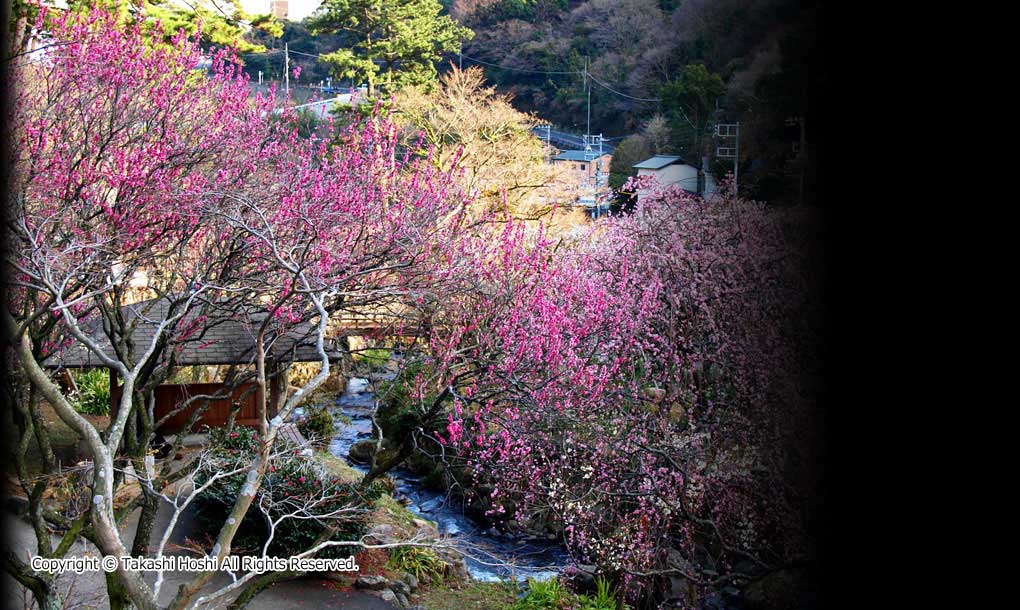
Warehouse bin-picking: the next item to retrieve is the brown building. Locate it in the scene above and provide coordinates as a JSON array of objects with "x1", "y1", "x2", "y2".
[
  {"x1": 551, "y1": 149, "x2": 612, "y2": 187},
  {"x1": 269, "y1": 0, "x2": 289, "y2": 20}
]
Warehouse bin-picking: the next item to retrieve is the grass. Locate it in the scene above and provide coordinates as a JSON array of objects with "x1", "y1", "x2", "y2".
[
  {"x1": 419, "y1": 580, "x2": 519, "y2": 610},
  {"x1": 374, "y1": 492, "x2": 420, "y2": 531},
  {"x1": 315, "y1": 451, "x2": 362, "y2": 483}
]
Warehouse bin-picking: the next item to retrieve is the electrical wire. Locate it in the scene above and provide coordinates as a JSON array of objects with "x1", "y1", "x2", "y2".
[
  {"x1": 458, "y1": 53, "x2": 579, "y2": 75},
  {"x1": 586, "y1": 72, "x2": 661, "y2": 103},
  {"x1": 243, "y1": 48, "x2": 668, "y2": 111}
]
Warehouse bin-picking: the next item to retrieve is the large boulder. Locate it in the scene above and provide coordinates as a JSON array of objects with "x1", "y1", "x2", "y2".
[
  {"x1": 411, "y1": 518, "x2": 439, "y2": 539},
  {"x1": 399, "y1": 572, "x2": 419, "y2": 592},
  {"x1": 564, "y1": 564, "x2": 598, "y2": 594},
  {"x1": 348, "y1": 439, "x2": 378, "y2": 464},
  {"x1": 435, "y1": 547, "x2": 470, "y2": 580},
  {"x1": 366, "y1": 523, "x2": 396, "y2": 545},
  {"x1": 355, "y1": 574, "x2": 388, "y2": 590},
  {"x1": 321, "y1": 571, "x2": 356, "y2": 587},
  {"x1": 390, "y1": 579, "x2": 411, "y2": 596}
]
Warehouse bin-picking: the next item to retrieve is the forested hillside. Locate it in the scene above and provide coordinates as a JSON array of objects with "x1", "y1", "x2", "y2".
[
  {"x1": 450, "y1": 0, "x2": 827, "y2": 204},
  {"x1": 237, "y1": 0, "x2": 825, "y2": 205}
]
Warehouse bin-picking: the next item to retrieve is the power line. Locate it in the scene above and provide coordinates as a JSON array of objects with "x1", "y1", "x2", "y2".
[
  {"x1": 241, "y1": 48, "x2": 319, "y2": 58},
  {"x1": 460, "y1": 53, "x2": 662, "y2": 103},
  {"x1": 459, "y1": 53, "x2": 579, "y2": 75},
  {"x1": 286, "y1": 49, "x2": 322, "y2": 59},
  {"x1": 245, "y1": 48, "x2": 665, "y2": 105},
  {"x1": 586, "y1": 72, "x2": 661, "y2": 103}
]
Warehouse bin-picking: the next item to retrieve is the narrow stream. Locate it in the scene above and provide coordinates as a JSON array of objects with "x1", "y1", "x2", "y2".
[{"x1": 320, "y1": 375, "x2": 570, "y2": 582}]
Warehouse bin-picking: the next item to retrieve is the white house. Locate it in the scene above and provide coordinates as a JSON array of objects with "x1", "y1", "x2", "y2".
[{"x1": 633, "y1": 155, "x2": 705, "y2": 201}]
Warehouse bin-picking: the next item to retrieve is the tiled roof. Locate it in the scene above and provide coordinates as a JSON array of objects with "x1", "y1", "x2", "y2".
[{"x1": 44, "y1": 296, "x2": 342, "y2": 368}]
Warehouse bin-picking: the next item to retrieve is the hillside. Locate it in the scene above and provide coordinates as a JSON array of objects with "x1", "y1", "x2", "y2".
[{"x1": 450, "y1": 0, "x2": 827, "y2": 204}]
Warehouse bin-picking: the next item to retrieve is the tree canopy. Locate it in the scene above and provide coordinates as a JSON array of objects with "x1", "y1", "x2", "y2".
[
  {"x1": 308, "y1": 0, "x2": 473, "y2": 96},
  {"x1": 391, "y1": 66, "x2": 578, "y2": 221},
  {"x1": 6, "y1": 0, "x2": 281, "y2": 55}
]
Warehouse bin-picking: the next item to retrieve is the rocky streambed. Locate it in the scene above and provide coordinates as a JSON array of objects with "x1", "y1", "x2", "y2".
[{"x1": 323, "y1": 374, "x2": 569, "y2": 583}]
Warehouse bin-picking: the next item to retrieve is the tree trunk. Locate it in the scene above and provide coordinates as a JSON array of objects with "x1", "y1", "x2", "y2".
[
  {"x1": 106, "y1": 569, "x2": 132, "y2": 610},
  {"x1": 131, "y1": 490, "x2": 160, "y2": 558},
  {"x1": 227, "y1": 570, "x2": 299, "y2": 610},
  {"x1": 361, "y1": 441, "x2": 412, "y2": 487}
]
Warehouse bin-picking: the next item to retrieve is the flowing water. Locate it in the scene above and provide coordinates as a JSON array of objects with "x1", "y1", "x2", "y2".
[{"x1": 319, "y1": 375, "x2": 570, "y2": 582}]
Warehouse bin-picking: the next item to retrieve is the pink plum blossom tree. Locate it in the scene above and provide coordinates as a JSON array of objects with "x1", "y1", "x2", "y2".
[
  {"x1": 3, "y1": 6, "x2": 473, "y2": 610},
  {"x1": 399, "y1": 179, "x2": 818, "y2": 607}
]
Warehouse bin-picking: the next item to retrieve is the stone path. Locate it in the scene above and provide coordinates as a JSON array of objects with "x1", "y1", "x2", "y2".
[
  {"x1": 245, "y1": 578, "x2": 398, "y2": 609},
  {"x1": 3, "y1": 506, "x2": 399, "y2": 610}
]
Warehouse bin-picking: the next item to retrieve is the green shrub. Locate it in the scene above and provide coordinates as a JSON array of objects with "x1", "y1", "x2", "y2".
[
  {"x1": 387, "y1": 545, "x2": 446, "y2": 584},
  {"x1": 352, "y1": 347, "x2": 391, "y2": 367},
  {"x1": 192, "y1": 427, "x2": 387, "y2": 558},
  {"x1": 376, "y1": 360, "x2": 438, "y2": 440},
  {"x1": 69, "y1": 369, "x2": 110, "y2": 415},
  {"x1": 577, "y1": 577, "x2": 624, "y2": 610},
  {"x1": 420, "y1": 465, "x2": 446, "y2": 490},
  {"x1": 297, "y1": 405, "x2": 335, "y2": 446},
  {"x1": 511, "y1": 576, "x2": 625, "y2": 610},
  {"x1": 512, "y1": 578, "x2": 571, "y2": 609}
]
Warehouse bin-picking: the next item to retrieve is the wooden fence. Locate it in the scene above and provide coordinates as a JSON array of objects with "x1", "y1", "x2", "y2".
[{"x1": 112, "y1": 381, "x2": 263, "y2": 433}]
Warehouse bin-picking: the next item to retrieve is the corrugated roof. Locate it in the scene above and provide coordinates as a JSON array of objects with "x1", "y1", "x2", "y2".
[
  {"x1": 633, "y1": 155, "x2": 690, "y2": 170},
  {"x1": 552, "y1": 149, "x2": 608, "y2": 162},
  {"x1": 44, "y1": 297, "x2": 342, "y2": 369}
]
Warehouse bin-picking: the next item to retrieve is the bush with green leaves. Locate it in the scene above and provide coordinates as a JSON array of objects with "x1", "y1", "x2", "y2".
[
  {"x1": 511, "y1": 576, "x2": 625, "y2": 610},
  {"x1": 387, "y1": 545, "x2": 446, "y2": 584},
  {"x1": 296, "y1": 405, "x2": 336, "y2": 446},
  {"x1": 375, "y1": 359, "x2": 437, "y2": 440},
  {"x1": 192, "y1": 427, "x2": 387, "y2": 558},
  {"x1": 579, "y1": 577, "x2": 626, "y2": 610},
  {"x1": 69, "y1": 369, "x2": 110, "y2": 415},
  {"x1": 512, "y1": 578, "x2": 571, "y2": 610}
]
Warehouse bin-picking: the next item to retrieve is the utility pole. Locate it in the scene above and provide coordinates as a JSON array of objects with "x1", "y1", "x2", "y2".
[
  {"x1": 791, "y1": 116, "x2": 806, "y2": 206},
  {"x1": 536, "y1": 123, "x2": 551, "y2": 162},
  {"x1": 734, "y1": 121, "x2": 739, "y2": 192},
  {"x1": 715, "y1": 121, "x2": 741, "y2": 193},
  {"x1": 284, "y1": 42, "x2": 290, "y2": 99},
  {"x1": 584, "y1": 56, "x2": 591, "y2": 146},
  {"x1": 459, "y1": 51, "x2": 463, "y2": 70}
]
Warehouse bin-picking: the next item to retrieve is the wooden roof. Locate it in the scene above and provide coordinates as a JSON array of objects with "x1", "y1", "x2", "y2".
[{"x1": 44, "y1": 296, "x2": 342, "y2": 369}]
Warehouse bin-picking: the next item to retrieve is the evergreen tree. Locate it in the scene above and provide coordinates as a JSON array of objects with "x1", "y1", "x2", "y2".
[
  {"x1": 5, "y1": 0, "x2": 281, "y2": 56},
  {"x1": 660, "y1": 63, "x2": 726, "y2": 157},
  {"x1": 308, "y1": 0, "x2": 473, "y2": 96}
]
